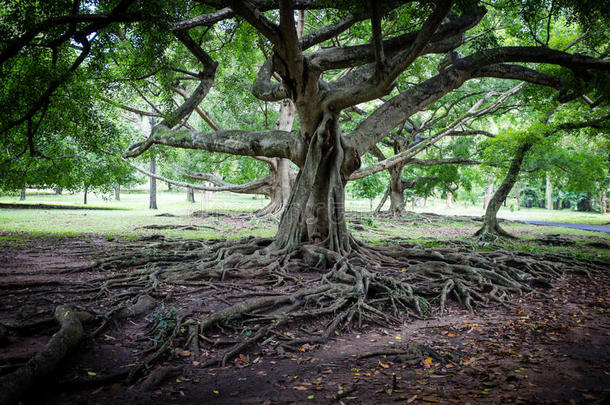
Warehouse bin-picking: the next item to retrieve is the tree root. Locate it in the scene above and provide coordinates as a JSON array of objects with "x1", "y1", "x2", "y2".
[
  {"x1": 0, "y1": 306, "x2": 93, "y2": 405},
  {"x1": 474, "y1": 221, "x2": 515, "y2": 240},
  {"x1": 2, "y1": 234, "x2": 595, "y2": 398}
]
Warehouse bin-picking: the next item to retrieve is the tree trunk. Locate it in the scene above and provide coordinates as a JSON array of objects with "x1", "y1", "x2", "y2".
[
  {"x1": 388, "y1": 165, "x2": 406, "y2": 214},
  {"x1": 273, "y1": 113, "x2": 353, "y2": 253},
  {"x1": 83, "y1": 186, "x2": 88, "y2": 205},
  {"x1": 256, "y1": 100, "x2": 297, "y2": 216},
  {"x1": 446, "y1": 192, "x2": 453, "y2": 208},
  {"x1": 515, "y1": 182, "x2": 521, "y2": 209},
  {"x1": 600, "y1": 187, "x2": 607, "y2": 214},
  {"x1": 167, "y1": 183, "x2": 172, "y2": 191},
  {"x1": 54, "y1": 187, "x2": 63, "y2": 195},
  {"x1": 114, "y1": 185, "x2": 120, "y2": 201},
  {"x1": 204, "y1": 182, "x2": 213, "y2": 201},
  {"x1": 545, "y1": 173, "x2": 553, "y2": 210},
  {"x1": 149, "y1": 158, "x2": 157, "y2": 210},
  {"x1": 577, "y1": 194, "x2": 594, "y2": 212},
  {"x1": 476, "y1": 142, "x2": 532, "y2": 238},
  {"x1": 19, "y1": 188, "x2": 26, "y2": 201},
  {"x1": 374, "y1": 186, "x2": 390, "y2": 214},
  {"x1": 186, "y1": 186, "x2": 195, "y2": 203},
  {"x1": 483, "y1": 181, "x2": 494, "y2": 209}
]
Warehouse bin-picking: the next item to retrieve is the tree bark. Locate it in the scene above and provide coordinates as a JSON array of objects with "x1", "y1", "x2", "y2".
[
  {"x1": 483, "y1": 181, "x2": 494, "y2": 209},
  {"x1": 54, "y1": 187, "x2": 63, "y2": 195},
  {"x1": 273, "y1": 112, "x2": 353, "y2": 253},
  {"x1": 186, "y1": 186, "x2": 195, "y2": 203},
  {"x1": 256, "y1": 99, "x2": 297, "y2": 216},
  {"x1": 83, "y1": 186, "x2": 88, "y2": 205},
  {"x1": 601, "y1": 187, "x2": 608, "y2": 214},
  {"x1": 114, "y1": 185, "x2": 120, "y2": 201},
  {"x1": 149, "y1": 158, "x2": 157, "y2": 210},
  {"x1": 476, "y1": 142, "x2": 532, "y2": 238},
  {"x1": 374, "y1": 186, "x2": 390, "y2": 214},
  {"x1": 545, "y1": 172, "x2": 553, "y2": 210},
  {"x1": 388, "y1": 165, "x2": 406, "y2": 214},
  {"x1": 19, "y1": 188, "x2": 26, "y2": 201},
  {"x1": 577, "y1": 194, "x2": 594, "y2": 212},
  {"x1": 446, "y1": 192, "x2": 453, "y2": 208}
]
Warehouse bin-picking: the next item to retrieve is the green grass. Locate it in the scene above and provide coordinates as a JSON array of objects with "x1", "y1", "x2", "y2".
[
  {"x1": 398, "y1": 202, "x2": 609, "y2": 225},
  {"x1": 0, "y1": 190, "x2": 607, "y2": 249}
]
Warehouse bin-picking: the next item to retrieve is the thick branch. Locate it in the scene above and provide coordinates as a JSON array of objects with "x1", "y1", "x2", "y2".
[
  {"x1": 166, "y1": 32, "x2": 218, "y2": 127},
  {"x1": 300, "y1": 14, "x2": 359, "y2": 50},
  {"x1": 309, "y1": 6, "x2": 484, "y2": 71},
  {"x1": 170, "y1": 7, "x2": 233, "y2": 31},
  {"x1": 173, "y1": 87, "x2": 222, "y2": 130},
  {"x1": 228, "y1": 0, "x2": 281, "y2": 45},
  {"x1": 348, "y1": 85, "x2": 522, "y2": 179},
  {"x1": 124, "y1": 125, "x2": 305, "y2": 165},
  {"x1": 252, "y1": 58, "x2": 289, "y2": 101},
  {"x1": 347, "y1": 45, "x2": 610, "y2": 157}
]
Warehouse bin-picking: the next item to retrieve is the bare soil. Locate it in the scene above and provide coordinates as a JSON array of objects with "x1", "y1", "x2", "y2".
[{"x1": 0, "y1": 235, "x2": 608, "y2": 405}]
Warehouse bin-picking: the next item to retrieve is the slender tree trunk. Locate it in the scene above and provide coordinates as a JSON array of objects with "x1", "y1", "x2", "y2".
[
  {"x1": 19, "y1": 188, "x2": 26, "y2": 201},
  {"x1": 446, "y1": 192, "x2": 453, "y2": 208},
  {"x1": 83, "y1": 186, "x2": 88, "y2": 205},
  {"x1": 149, "y1": 158, "x2": 157, "y2": 210},
  {"x1": 388, "y1": 165, "x2": 406, "y2": 214},
  {"x1": 515, "y1": 182, "x2": 521, "y2": 209},
  {"x1": 374, "y1": 186, "x2": 390, "y2": 214},
  {"x1": 167, "y1": 183, "x2": 172, "y2": 191},
  {"x1": 54, "y1": 187, "x2": 63, "y2": 195},
  {"x1": 204, "y1": 182, "x2": 213, "y2": 201},
  {"x1": 186, "y1": 186, "x2": 195, "y2": 203},
  {"x1": 476, "y1": 142, "x2": 532, "y2": 238},
  {"x1": 545, "y1": 173, "x2": 553, "y2": 210},
  {"x1": 256, "y1": 100, "x2": 297, "y2": 216},
  {"x1": 114, "y1": 185, "x2": 120, "y2": 201},
  {"x1": 483, "y1": 181, "x2": 494, "y2": 209},
  {"x1": 602, "y1": 187, "x2": 608, "y2": 214}
]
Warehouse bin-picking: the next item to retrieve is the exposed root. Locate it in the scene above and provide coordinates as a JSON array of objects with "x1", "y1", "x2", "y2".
[
  {"x1": 474, "y1": 221, "x2": 516, "y2": 240},
  {"x1": 1, "y1": 233, "x2": 595, "y2": 403},
  {"x1": 0, "y1": 306, "x2": 92, "y2": 405}
]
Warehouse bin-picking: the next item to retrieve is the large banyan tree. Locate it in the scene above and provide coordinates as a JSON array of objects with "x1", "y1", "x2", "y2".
[
  {"x1": 123, "y1": 0, "x2": 608, "y2": 250},
  {"x1": 1, "y1": 1, "x2": 609, "y2": 399},
  {"x1": 115, "y1": 0, "x2": 610, "y2": 324}
]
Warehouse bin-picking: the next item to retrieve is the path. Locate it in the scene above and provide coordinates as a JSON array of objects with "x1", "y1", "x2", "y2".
[{"x1": 520, "y1": 220, "x2": 610, "y2": 234}]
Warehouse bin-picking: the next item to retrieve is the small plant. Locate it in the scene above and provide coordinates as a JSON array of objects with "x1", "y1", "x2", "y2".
[{"x1": 146, "y1": 304, "x2": 178, "y2": 346}]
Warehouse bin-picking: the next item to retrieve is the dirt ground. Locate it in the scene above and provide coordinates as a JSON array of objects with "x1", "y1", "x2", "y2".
[{"x1": 0, "y1": 235, "x2": 608, "y2": 405}]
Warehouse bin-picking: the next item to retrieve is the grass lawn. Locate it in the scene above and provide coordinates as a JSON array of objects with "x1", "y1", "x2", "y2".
[{"x1": 0, "y1": 189, "x2": 608, "y2": 247}]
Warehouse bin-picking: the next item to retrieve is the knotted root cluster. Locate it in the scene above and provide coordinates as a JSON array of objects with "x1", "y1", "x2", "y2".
[{"x1": 0, "y1": 235, "x2": 599, "y2": 403}]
